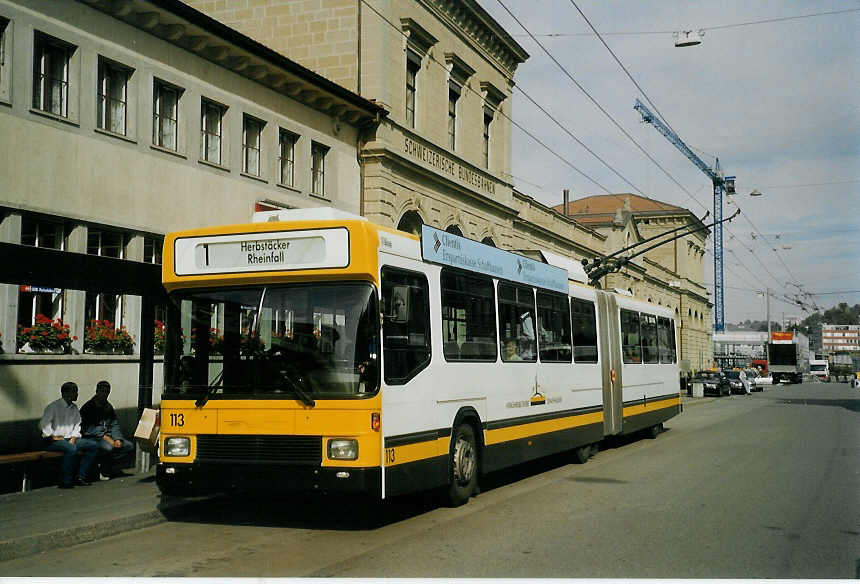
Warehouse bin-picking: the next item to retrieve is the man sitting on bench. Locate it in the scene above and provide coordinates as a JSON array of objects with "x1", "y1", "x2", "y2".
[
  {"x1": 39, "y1": 382, "x2": 98, "y2": 488},
  {"x1": 80, "y1": 380, "x2": 134, "y2": 480}
]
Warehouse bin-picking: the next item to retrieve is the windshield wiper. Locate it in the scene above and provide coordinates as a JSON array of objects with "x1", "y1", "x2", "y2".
[
  {"x1": 195, "y1": 371, "x2": 224, "y2": 408},
  {"x1": 279, "y1": 369, "x2": 316, "y2": 407}
]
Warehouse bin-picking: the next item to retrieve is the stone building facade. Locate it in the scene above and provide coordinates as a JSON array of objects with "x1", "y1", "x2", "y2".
[
  {"x1": 186, "y1": 0, "x2": 607, "y2": 262},
  {"x1": 0, "y1": 0, "x2": 382, "y2": 456}
]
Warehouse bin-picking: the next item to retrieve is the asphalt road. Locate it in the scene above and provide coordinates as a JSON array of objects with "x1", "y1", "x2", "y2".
[{"x1": 2, "y1": 382, "x2": 858, "y2": 578}]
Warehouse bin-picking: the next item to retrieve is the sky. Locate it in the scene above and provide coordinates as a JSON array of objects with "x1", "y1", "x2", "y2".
[{"x1": 480, "y1": 0, "x2": 860, "y2": 325}]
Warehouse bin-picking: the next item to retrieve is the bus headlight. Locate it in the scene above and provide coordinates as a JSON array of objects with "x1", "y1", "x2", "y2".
[
  {"x1": 165, "y1": 437, "x2": 191, "y2": 457},
  {"x1": 328, "y1": 439, "x2": 358, "y2": 460}
]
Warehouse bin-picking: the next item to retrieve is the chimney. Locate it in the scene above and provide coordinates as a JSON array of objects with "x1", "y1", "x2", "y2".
[{"x1": 563, "y1": 189, "x2": 569, "y2": 216}]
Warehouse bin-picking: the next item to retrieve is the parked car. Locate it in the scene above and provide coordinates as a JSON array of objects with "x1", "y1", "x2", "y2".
[
  {"x1": 695, "y1": 371, "x2": 730, "y2": 396},
  {"x1": 754, "y1": 373, "x2": 773, "y2": 387},
  {"x1": 724, "y1": 370, "x2": 747, "y2": 394}
]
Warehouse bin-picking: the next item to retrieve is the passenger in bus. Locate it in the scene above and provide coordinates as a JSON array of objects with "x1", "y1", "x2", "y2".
[
  {"x1": 518, "y1": 312, "x2": 536, "y2": 360},
  {"x1": 503, "y1": 340, "x2": 521, "y2": 361}
]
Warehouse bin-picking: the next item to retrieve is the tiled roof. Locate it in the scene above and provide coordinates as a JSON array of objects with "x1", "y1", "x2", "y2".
[{"x1": 553, "y1": 193, "x2": 689, "y2": 217}]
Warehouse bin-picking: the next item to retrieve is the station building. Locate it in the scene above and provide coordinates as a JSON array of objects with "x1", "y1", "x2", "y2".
[{"x1": 0, "y1": 0, "x2": 383, "y2": 455}]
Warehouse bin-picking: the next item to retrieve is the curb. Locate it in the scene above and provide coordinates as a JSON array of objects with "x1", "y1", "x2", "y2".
[{"x1": 0, "y1": 508, "x2": 170, "y2": 562}]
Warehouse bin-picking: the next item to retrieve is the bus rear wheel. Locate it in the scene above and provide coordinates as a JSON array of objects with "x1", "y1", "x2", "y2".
[{"x1": 446, "y1": 424, "x2": 478, "y2": 507}]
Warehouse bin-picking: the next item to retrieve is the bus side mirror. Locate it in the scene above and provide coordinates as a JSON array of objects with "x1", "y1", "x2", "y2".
[{"x1": 386, "y1": 286, "x2": 410, "y2": 324}]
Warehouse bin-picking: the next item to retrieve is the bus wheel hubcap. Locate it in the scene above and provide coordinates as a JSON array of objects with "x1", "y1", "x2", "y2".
[{"x1": 454, "y1": 438, "x2": 475, "y2": 484}]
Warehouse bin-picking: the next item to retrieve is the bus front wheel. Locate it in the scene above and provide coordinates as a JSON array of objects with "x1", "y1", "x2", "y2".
[{"x1": 446, "y1": 423, "x2": 478, "y2": 507}]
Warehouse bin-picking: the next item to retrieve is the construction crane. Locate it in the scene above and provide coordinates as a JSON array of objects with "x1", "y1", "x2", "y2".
[{"x1": 634, "y1": 98, "x2": 734, "y2": 332}]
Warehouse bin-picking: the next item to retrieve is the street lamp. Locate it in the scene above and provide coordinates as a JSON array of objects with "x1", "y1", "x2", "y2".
[{"x1": 757, "y1": 288, "x2": 772, "y2": 339}]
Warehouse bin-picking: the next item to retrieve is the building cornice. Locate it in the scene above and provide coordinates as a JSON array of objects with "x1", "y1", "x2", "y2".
[
  {"x1": 417, "y1": 0, "x2": 529, "y2": 78},
  {"x1": 78, "y1": 0, "x2": 387, "y2": 127}
]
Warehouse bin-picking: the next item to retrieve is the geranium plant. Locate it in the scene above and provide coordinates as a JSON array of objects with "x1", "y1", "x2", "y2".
[
  {"x1": 154, "y1": 319, "x2": 185, "y2": 354},
  {"x1": 84, "y1": 319, "x2": 135, "y2": 354},
  {"x1": 17, "y1": 314, "x2": 77, "y2": 353}
]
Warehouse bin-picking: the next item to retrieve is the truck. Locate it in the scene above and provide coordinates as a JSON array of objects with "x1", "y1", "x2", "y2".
[
  {"x1": 767, "y1": 332, "x2": 806, "y2": 384},
  {"x1": 808, "y1": 358, "x2": 830, "y2": 382}
]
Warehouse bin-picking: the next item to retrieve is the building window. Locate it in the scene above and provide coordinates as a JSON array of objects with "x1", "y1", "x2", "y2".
[
  {"x1": 405, "y1": 50, "x2": 420, "y2": 128},
  {"x1": 97, "y1": 58, "x2": 130, "y2": 135},
  {"x1": 242, "y1": 115, "x2": 264, "y2": 176},
  {"x1": 311, "y1": 142, "x2": 328, "y2": 196},
  {"x1": 200, "y1": 98, "x2": 226, "y2": 165},
  {"x1": 482, "y1": 110, "x2": 492, "y2": 168},
  {"x1": 153, "y1": 79, "x2": 179, "y2": 150},
  {"x1": 279, "y1": 129, "x2": 298, "y2": 186},
  {"x1": 85, "y1": 229, "x2": 126, "y2": 327},
  {"x1": 33, "y1": 32, "x2": 73, "y2": 118},
  {"x1": 18, "y1": 217, "x2": 66, "y2": 334},
  {"x1": 447, "y1": 86, "x2": 458, "y2": 150},
  {"x1": 144, "y1": 235, "x2": 163, "y2": 264},
  {"x1": 0, "y1": 18, "x2": 10, "y2": 101}
]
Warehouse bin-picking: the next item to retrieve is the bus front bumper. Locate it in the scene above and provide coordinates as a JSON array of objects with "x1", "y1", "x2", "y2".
[{"x1": 156, "y1": 462, "x2": 381, "y2": 497}]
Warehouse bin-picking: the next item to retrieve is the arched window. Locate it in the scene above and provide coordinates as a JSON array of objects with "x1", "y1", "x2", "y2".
[
  {"x1": 628, "y1": 288, "x2": 633, "y2": 295},
  {"x1": 396, "y1": 210, "x2": 424, "y2": 236},
  {"x1": 445, "y1": 225, "x2": 463, "y2": 237},
  {"x1": 480, "y1": 237, "x2": 495, "y2": 247}
]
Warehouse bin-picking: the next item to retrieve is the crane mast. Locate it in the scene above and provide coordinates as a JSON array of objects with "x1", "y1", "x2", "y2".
[{"x1": 634, "y1": 98, "x2": 729, "y2": 332}]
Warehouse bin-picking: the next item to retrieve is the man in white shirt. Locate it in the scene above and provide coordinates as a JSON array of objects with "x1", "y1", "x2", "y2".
[{"x1": 39, "y1": 382, "x2": 99, "y2": 488}]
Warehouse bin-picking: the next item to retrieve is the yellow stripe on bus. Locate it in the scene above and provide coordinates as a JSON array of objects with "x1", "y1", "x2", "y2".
[
  {"x1": 621, "y1": 395, "x2": 680, "y2": 418},
  {"x1": 384, "y1": 436, "x2": 449, "y2": 467},
  {"x1": 484, "y1": 411, "x2": 604, "y2": 446}
]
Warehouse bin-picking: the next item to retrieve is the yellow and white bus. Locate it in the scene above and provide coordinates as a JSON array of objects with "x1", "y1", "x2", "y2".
[{"x1": 157, "y1": 207, "x2": 680, "y2": 505}]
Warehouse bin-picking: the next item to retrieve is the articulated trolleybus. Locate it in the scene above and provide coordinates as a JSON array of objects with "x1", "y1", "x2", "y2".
[{"x1": 157, "y1": 208, "x2": 681, "y2": 505}]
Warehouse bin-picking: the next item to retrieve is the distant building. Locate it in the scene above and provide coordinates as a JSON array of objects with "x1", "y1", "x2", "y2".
[{"x1": 821, "y1": 324, "x2": 860, "y2": 352}]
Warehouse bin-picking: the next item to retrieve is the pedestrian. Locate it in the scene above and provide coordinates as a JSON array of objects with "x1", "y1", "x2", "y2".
[
  {"x1": 740, "y1": 368, "x2": 751, "y2": 395},
  {"x1": 39, "y1": 381, "x2": 99, "y2": 488},
  {"x1": 80, "y1": 380, "x2": 135, "y2": 480}
]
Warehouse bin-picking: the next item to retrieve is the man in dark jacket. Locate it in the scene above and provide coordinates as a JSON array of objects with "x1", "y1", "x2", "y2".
[{"x1": 80, "y1": 380, "x2": 134, "y2": 479}]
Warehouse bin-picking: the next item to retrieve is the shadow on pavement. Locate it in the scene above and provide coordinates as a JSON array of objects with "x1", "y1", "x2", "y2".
[
  {"x1": 157, "y1": 490, "x2": 441, "y2": 531},
  {"x1": 155, "y1": 426, "x2": 669, "y2": 531}
]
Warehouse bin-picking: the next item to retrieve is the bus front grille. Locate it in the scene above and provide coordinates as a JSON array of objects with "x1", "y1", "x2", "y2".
[{"x1": 196, "y1": 434, "x2": 322, "y2": 465}]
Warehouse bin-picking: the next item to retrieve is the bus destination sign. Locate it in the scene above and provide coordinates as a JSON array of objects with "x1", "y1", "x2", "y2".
[
  {"x1": 173, "y1": 228, "x2": 350, "y2": 276},
  {"x1": 420, "y1": 225, "x2": 568, "y2": 293}
]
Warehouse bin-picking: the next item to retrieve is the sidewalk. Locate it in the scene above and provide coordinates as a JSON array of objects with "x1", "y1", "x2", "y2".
[
  {"x1": 1, "y1": 393, "x2": 719, "y2": 563},
  {"x1": 0, "y1": 468, "x2": 188, "y2": 562}
]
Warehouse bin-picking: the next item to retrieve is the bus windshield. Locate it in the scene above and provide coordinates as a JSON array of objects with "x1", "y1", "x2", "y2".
[{"x1": 162, "y1": 282, "x2": 379, "y2": 400}]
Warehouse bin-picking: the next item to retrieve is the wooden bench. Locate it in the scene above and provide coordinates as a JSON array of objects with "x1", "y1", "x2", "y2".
[{"x1": 0, "y1": 451, "x2": 63, "y2": 492}]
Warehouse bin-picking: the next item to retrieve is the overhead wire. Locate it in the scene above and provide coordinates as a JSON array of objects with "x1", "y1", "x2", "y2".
[
  {"x1": 513, "y1": 7, "x2": 860, "y2": 37},
  {"x1": 495, "y1": 0, "x2": 697, "y2": 205},
  {"x1": 558, "y1": 0, "x2": 815, "y2": 297}
]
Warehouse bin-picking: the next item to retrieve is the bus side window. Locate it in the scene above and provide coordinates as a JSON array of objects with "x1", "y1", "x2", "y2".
[
  {"x1": 571, "y1": 298, "x2": 598, "y2": 363},
  {"x1": 440, "y1": 269, "x2": 497, "y2": 362},
  {"x1": 641, "y1": 313, "x2": 659, "y2": 364},
  {"x1": 381, "y1": 267, "x2": 431, "y2": 385},
  {"x1": 620, "y1": 309, "x2": 642, "y2": 364},
  {"x1": 658, "y1": 316, "x2": 676, "y2": 364}
]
